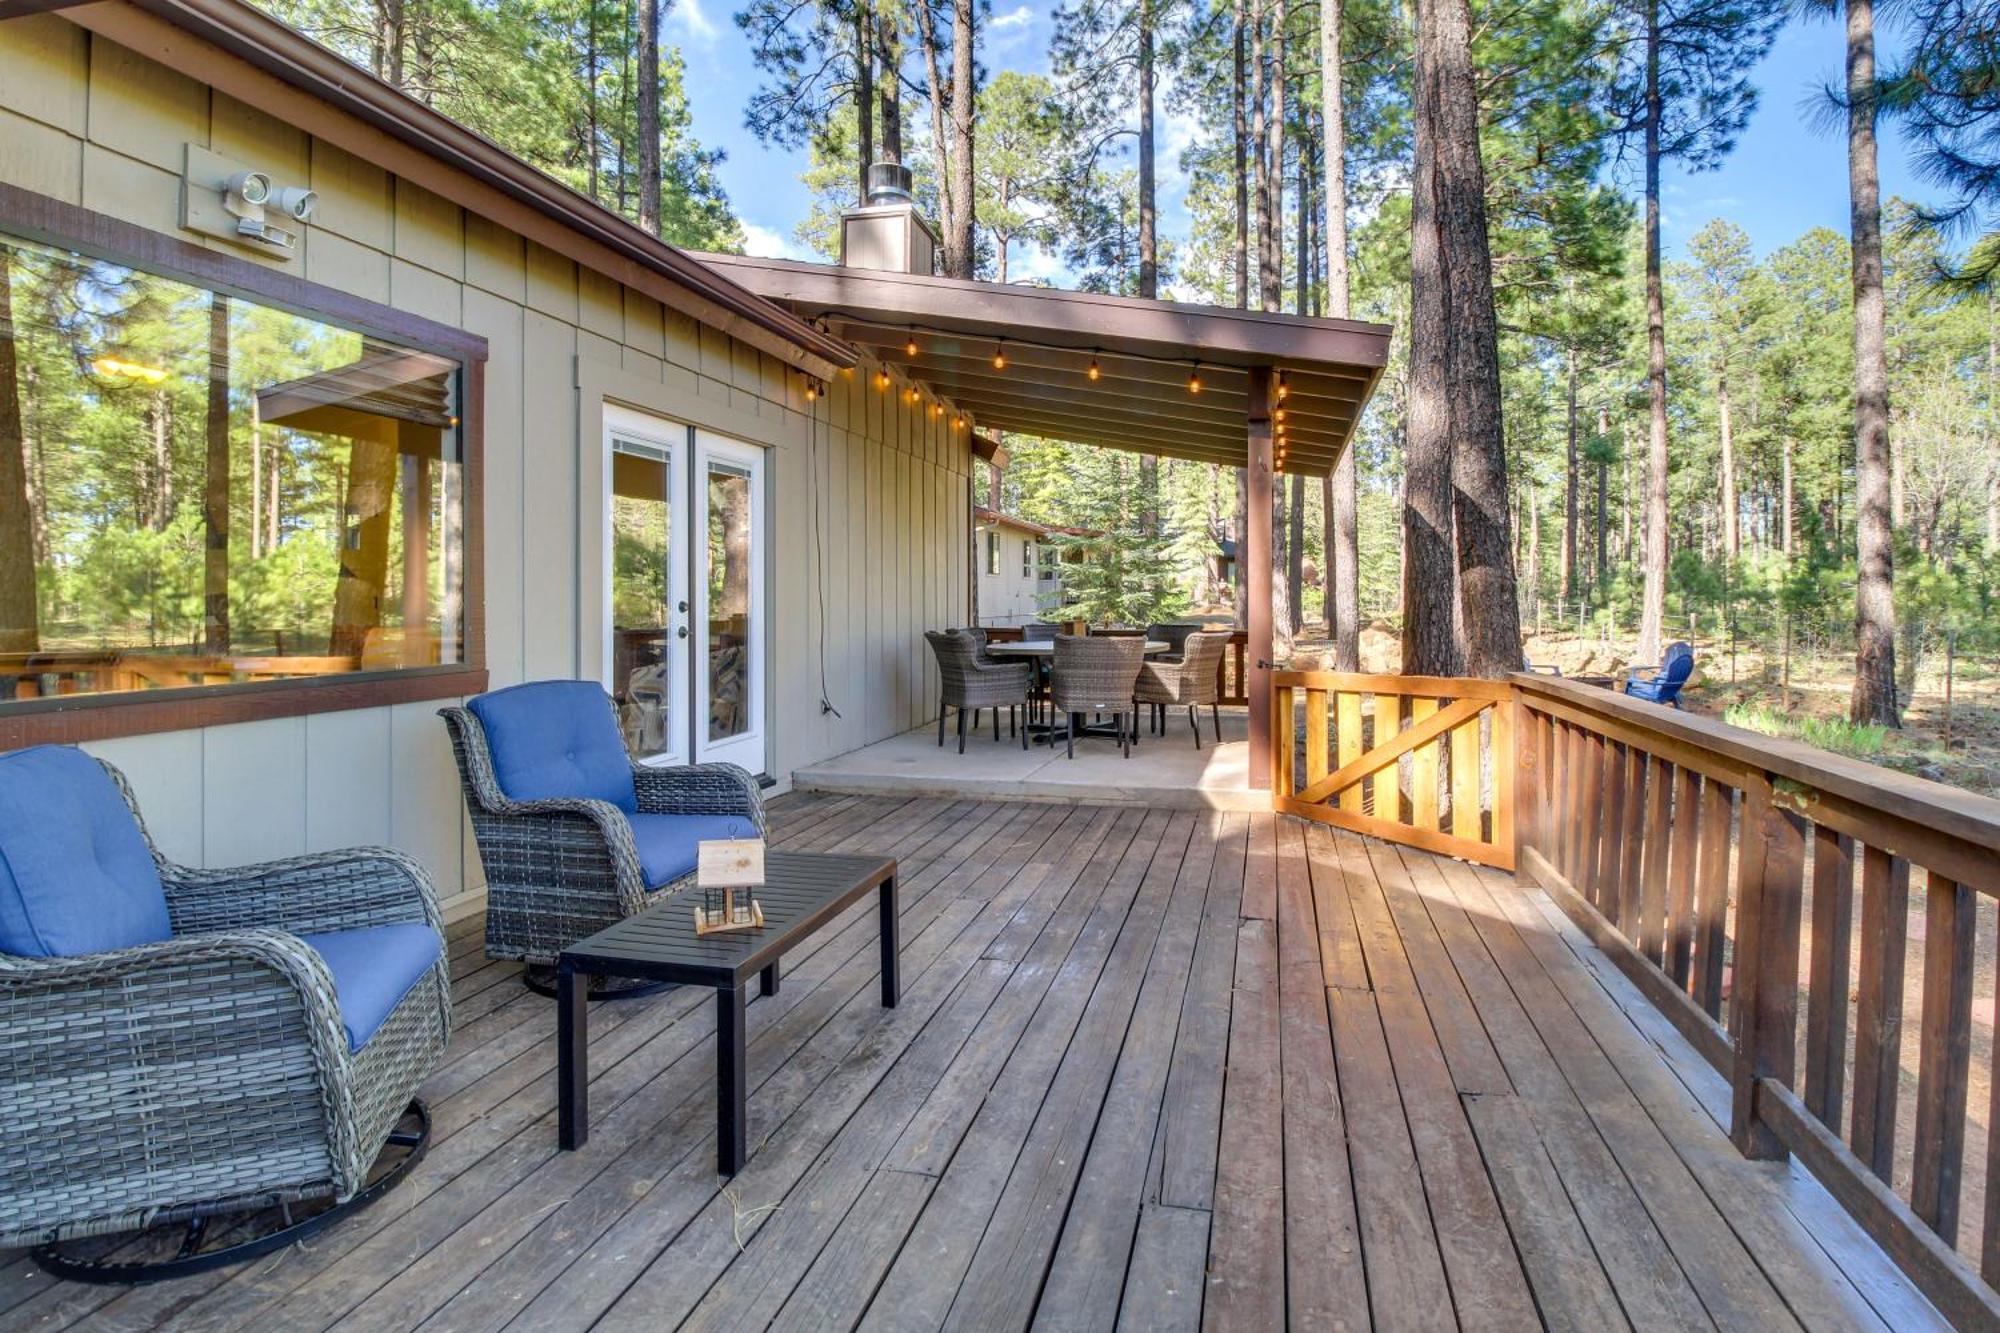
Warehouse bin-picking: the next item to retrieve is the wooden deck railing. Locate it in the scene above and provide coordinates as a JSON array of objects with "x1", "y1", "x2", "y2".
[{"x1": 1274, "y1": 669, "x2": 2000, "y2": 1325}]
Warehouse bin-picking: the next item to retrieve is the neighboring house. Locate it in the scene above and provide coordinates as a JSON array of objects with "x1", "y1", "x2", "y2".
[
  {"x1": 973, "y1": 506, "x2": 1066, "y2": 626},
  {"x1": 0, "y1": 0, "x2": 1387, "y2": 916}
]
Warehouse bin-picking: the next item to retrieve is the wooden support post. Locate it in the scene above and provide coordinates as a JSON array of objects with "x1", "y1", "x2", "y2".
[
  {"x1": 1247, "y1": 367, "x2": 1275, "y2": 791},
  {"x1": 1512, "y1": 700, "x2": 1539, "y2": 884}
]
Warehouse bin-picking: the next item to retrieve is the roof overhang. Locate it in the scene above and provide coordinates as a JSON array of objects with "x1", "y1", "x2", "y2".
[
  {"x1": 45, "y1": 0, "x2": 855, "y2": 379},
  {"x1": 699, "y1": 253, "x2": 1394, "y2": 477}
]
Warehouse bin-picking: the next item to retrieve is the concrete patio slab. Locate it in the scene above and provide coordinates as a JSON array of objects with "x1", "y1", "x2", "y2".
[{"x1": 792, "y1": 707, "x2": 1263, "y2": 810}]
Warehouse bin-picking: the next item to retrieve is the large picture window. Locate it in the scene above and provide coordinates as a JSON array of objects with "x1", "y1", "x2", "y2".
[{"x1": 0, "y1": 232, "x2": 466, "y2": 706}]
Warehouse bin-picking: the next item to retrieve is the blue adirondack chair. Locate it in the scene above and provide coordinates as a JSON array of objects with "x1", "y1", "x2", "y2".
[{"x1": 1626, "y1": 641, "x2": 1695, "y2": 707}]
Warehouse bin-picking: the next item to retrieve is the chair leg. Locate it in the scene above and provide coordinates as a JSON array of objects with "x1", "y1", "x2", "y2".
[
  {"x1": 1065, "y1": 714, "x2": 1074, "y2": 759},
  {"x1": 1212, "y1": 704, "x2": 1222, "y2": 743},
  {"x1": 958, "y1": 707, "x2": 967, "y2": 755},
  {"x1": 1020, "y1": 704, "x2": 1029, "y2": 750},
  {"x1": 1190, "y1": 704, "x2": 1202, "y2": 750},
  {"x1": 993, "y1": 706, "x2": 1001, "y2": 743},
  {"x1": 938, "y1": 707, "x2": 946, "y2": 747}
]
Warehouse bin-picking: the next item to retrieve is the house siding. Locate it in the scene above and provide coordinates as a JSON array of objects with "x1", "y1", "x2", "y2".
[{"x1": 0, "y1": 14, "x2": 970, "y2": 913}]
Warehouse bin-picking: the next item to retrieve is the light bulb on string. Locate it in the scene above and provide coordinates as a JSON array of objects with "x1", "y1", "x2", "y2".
[
  {"x1": 905, "y1": 334, "x2": 919, "y2": 357},
  {"x1": 1087, "y1": 355, "x2": 1101, "y2": 381},
  {"x1": 1187, "y1": 363, "x2": 1202, "y2": 394},
  {"x1": 993, "y1": 342, "x2": 1008, "y2": 371}
]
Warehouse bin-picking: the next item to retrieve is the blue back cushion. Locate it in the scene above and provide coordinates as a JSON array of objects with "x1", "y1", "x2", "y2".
[
  {"x1": 468, "y1": 681, "x2": 637, "y2": 814},
  {"x1": 0, "y1": 746, "x2": 172, "y2": 958}
]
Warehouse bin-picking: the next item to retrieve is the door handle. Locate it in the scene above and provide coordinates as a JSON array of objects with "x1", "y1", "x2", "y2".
[
  {"x1": 677, "y1": 600, "x2": 689, "y2": 614},
  {"x1": 677, "y1": 626, "x2": 690, "y2": 640}
]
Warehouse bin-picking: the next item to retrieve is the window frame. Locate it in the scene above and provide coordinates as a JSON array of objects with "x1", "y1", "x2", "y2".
[
  {"x1": 985, "y1": 529, "x2": 1000, "y2": 575},
  {"x1": 0, "y1": 183, "x2": 489, "y2": 750}
]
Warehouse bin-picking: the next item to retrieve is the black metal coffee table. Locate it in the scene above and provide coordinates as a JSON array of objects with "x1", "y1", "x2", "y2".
[{"x1": 555, "y1": 850, "x2": 899, "y2": 1175}]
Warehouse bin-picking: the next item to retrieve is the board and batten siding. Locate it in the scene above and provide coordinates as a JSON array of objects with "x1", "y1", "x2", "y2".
[{"x1": 0, "y1": 14, "x2": 971, "y2": 913}]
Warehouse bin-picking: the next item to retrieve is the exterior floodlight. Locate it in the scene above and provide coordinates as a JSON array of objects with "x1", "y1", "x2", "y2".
[{"x1": 271, "y1": 186, "x2": 318, "y2": 222}]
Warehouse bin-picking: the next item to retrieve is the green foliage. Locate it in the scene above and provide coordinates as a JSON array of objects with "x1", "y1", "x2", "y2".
[{"x1": 1723, "y1": 703, "x2": 1891, "y2": 758}]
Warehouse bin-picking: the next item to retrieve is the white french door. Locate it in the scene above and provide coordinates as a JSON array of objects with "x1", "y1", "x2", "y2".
[
  {"x1": 693, "y1": 431, "x2": 766, "y2": 770},
  {"x1": 601, "y1": 405, "x2": 766, "y2": 774}
]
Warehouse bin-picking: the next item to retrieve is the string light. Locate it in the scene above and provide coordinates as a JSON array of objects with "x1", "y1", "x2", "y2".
[
  {"x1": 1276, "y1": 371, "x2": 1290, "y2": 401},
  {"x1": 905, "y1": 334, "x2": 919, "y2": 357},
  {"x1": 905, "y1": 387, "x2": 919, "y2": 404},
  {"x1": 932, "y1": 403, "x2": 944, "y2": 418},
  {"x1": 876, "y1": 370, "x2": 891, "y2": 390},
  {"x1": 1274, "y1": 407, "x2": 1286, "y2": 422},
  {"x1": 1187, "y1": 363, "x2": 1202, "y2": 394},
  {"x1": 804, "y1": 379, "x2": 818, "y2": 402},
  {"x1": 1087, "y1": 355, "x2": 1102, "y2": 381},
  {"x1": 993, "y1": 341, "x2": 1008, "y2": 371},
  {"x1": 954, "y1": 415, "x2": 965, "y2": 428}
]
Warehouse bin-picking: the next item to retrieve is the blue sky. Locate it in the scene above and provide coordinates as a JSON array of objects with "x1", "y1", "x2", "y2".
[{"x1": 664, "y1": 2, "x2": 1947, "y2": 277}]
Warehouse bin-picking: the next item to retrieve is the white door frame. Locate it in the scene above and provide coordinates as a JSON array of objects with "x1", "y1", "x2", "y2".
[
  {"x1": 693, "y1": 430, "x2": 767, "y2": 771},
  {"x1": 602, "y1": 402, "x2": 691, "y2": 767}
]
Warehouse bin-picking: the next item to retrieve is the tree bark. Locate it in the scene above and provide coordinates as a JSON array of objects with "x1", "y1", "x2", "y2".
[
  {"x1": 855, "y1": 7, "x2": 874, "y2": 199},
  {"x1": 1233, "y1": 468, "x2": 1249, "y2": 627},
  {"x1": 1781, "y1": 436, "x2": 1794, "y2": 558},
  {"x1": 203, "y1": 295, "x2": 231, "y2": 655},
  {"x1": 637, "y1": 0, "x2": 660, "y2": 234},
  {"x1": 1251, "y1": 0, "x2": 1271, "y2": 311},
  {"x1": 1638, "y1": 0, "x2": 1670, "y2": 665},
  {"x1": 1847, "y1": 0, "x2": 1899, "y2": 725},
  {"x1": 1287, "y1": 471, "x2": 1304, "y2": 635},
  {"x1": 947, "y1": 0, "x2": 975, "y2": 277},
  {"x1": 1321, "y1": 0, "x2": 1357, "y2": 668},
  {"x1": 1595, "y1": 408, "x2": 1609, "y2": 604},
  {"x1": 1719, "y1": 367, "x2": 1738, "y2": 557},
  {"x1": 1262, "y1": 0, "x2": 1285, "y2": 310},
  {"x1": 1560, "y1": 348, "x2": 1579, "y2": 601},
  {"x1": 1233, "y1": 0, "x2": 1250, "y2": 309},
  {"x1": 0, "y1": 248, "x2": 36, "y2": 653},
  {"x1": 1138, "y1": 0, "x2": 1158, "y2": 298},
  {"x1": 918, "y1": 5, "x2": 956, "y2": 259},
  {"x1": 877, "y1": 13, "x2": 903, "y2": 166}
]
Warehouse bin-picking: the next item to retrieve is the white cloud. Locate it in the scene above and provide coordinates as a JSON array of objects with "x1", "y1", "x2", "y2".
[
  {"x1": 669, "y1": 0, "x2": 719, "y2": 43},
  {"x1": 741, "y1": 222, "x2": 813, "y2": 260},
  {"x1": 989, "y1": 4, "x2": 1034, "y2": 29}
]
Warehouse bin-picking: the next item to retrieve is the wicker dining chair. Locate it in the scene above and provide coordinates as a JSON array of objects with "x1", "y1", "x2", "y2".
[
  {"x1": 1020, "y1": 621, "x2": 1061, "y2": 642},
  {"x1": 0, "y1": 745, "x2": 449, "y2": 1281},
  {"x1": 1144, "y1": 622, "x2": 1203, "y2": 662},
  {"x1": 1049, "y1": 634, "x2": 1148, "y2": 758},
  {"x1": 1135, "y1": 630, "x2": 1231, "y2": 748},
  {"x1": 926, "y1": 630, "x2": 1031, "y2": 753},
  {"x1": 440, "y1": 680, "x2": 764, "y2": 997}
]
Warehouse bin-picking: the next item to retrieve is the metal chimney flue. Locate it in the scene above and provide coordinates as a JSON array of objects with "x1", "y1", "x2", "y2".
[
  {"x1": 841, "y1": 162, "x2": 937, "y2": 275},
  {"x1": 865, "y1": 163, "x2": 915, "y2": 207}
]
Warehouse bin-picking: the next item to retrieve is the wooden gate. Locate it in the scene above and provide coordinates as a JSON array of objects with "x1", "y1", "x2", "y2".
[{"x1": 1271, "y1": 671, "x2": 1515, "y2": 870}]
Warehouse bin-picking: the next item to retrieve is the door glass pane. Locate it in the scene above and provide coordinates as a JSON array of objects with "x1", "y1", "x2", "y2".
[
  {"x1": 705, "y1": 460, "x2": 752, "y2": 744},
  {"x1": 611, "y1": 440, "x2": 672, "y2": 758}
]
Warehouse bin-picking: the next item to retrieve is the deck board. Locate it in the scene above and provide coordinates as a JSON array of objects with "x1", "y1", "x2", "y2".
[{"x1": 0, "y1": 793, "x2": 1949, "y2": 1332}]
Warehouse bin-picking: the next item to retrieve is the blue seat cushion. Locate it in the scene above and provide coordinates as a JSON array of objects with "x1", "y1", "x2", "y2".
[
  {"x1": 0, "y1": 745, "x2": 171, "y2": 958},
  {"x1": 629, "y1": 812, "x2": 760, "y2": 890},
  {"x1": 468, "y1": 680, "x2": 637, "y2": 814},
  {"x1": 299, "y1": 923, "x2": 441, "y2": 1053}
]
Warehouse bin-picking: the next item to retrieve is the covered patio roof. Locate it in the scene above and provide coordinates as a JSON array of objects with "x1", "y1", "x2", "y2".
[{"x1": 698, "y1": 254, "x2": 1393, "y2": 478}]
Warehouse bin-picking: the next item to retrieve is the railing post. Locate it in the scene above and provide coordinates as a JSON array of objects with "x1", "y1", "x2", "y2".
[
  {"x1": 1510, "y1": 694, "x2": 1535, "y2": 884},
  {"x1": 1729, "y1": 779, "x2": 1805, "y2": 1160}
]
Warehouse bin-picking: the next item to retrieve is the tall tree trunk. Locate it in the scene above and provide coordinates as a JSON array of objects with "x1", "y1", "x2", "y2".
[
  {"x1": 917, "y1": 5, "x2": 957, "y2": 265},
  {"x1": 877, "y1": 14, "x2": 903, "y2": 165},
  {"x1": 1595, "y1": 433, "x2": 1609, "y2": 604},
  {"x1": 855, "y1": 8, "x2": 874, "y2": 199},
  {"x1": 586, "y1": 5, "x2": 600, "y2": 202},
  {"x1": 637, "y1": 0, "x2": 661, "y2": 234},
  {"x1": 204, "y1": 295, "x2": 230, "y2": 656},
  {"x1": 1719, "y1": 366, "x2": 1738, "y2": 557},
  {"x1": 1262, "y1": 0, "x2": 1285, "y2": 310},
  {"x1": 1321, "y1": 0, "x2": 1358, "y2": 669},
  {"x1": 1402, "y1": 12, "x2": 1460, "y2": 676},
  {"x1": 1287, "y1": 471, "x2": 1304, "y2": 635},
  {"x1": 1781, "y1": 437, "x2": 1794, "y2": 557},
  {"x1": 1233, "y1": 469, "x2": 1249, "y2": 627},
  {"x1": 1528, "y1": 482, "x2": 1542, "y2": 630},
  {"x1": 1847, "y1": 0, "x2": 1899, "y2": 725},
  {"x1": 1417, "y1": 0, "x2": 1519, "y2": 677},
  {"x1": 1251, "y1": 0, "x2": 1270, "y2": 310},
  {"x1": 1560, "y1": 349, "x2": 1579, "y2": 601},
  {"x1": 948, "y1": 0, "x2": 975, "y2": 277},
  {"x1": 1137, "y1": 0, "x2": 1158, "y2": 298},
  {"x1": 1272, "y1": 481, "x2": 1293, "y2": 655},
  {"x1": 1637, "y1": 0, "x2": 1669, "y2": 664},
  {"x1": 1233, "y1": 0, "x2": 1250, "y2": 309},
  {"x1": 0, "y1": 249, "x2": 36, "y2": 653}
]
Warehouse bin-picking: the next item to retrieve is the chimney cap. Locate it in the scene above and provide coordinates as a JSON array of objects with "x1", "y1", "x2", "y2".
[{"x1": 865, "y1": 162, "x2": 914, "y2": 206}]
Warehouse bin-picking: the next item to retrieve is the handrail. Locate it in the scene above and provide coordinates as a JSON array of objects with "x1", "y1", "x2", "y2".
[{"x1": 1505, "y1": 672, "x2": 2000, "y2": 1327}]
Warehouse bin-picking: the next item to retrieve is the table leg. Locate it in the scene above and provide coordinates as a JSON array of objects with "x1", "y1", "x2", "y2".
[
  {"x1": 760, "y1": 960, "x2": 780, "y2": 996},
  {"x1": 879, "y1": 876, "x2": 901, "y2": 1008},
  {"x1": 557, "y1": 960, "x2": 589, "y2": 1150},
  {"x1": 717, "y1": 983, "x2": 747, "y2": 1175}
]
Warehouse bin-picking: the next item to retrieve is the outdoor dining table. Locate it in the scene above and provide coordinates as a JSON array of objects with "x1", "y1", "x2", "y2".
[{"x1": 987, "y1": 638, "x2": 1173, "y2": 745}]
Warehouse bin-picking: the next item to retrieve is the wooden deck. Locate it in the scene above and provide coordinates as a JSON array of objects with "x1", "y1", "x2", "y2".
[{"x1": 0, "y1": 793, "x2": 1950, "y2": 1331}]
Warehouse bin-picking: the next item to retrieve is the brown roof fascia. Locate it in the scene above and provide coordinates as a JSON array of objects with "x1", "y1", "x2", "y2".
[{"x1": 65, "y1": 0, "x2": 855, "y2": 378}]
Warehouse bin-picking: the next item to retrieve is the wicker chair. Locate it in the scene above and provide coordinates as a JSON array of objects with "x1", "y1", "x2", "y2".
[
  {"x1": 440, "y1": 680, "x2": 765, "y2": 996},
  {"x1": 1136, "y1": 630, "x2": 1231, "y2": 748},
  {"x1": 1145, "y1": 622, "x2": 1203, "y2": 662},
  {"x1": 1050, "y1": 634, "x2": 1148, "y2": 758},
  {"x1": 1020, "y1": 621, "x2": 1061, "y2": 642},
  {"x1": 926, "y1": 630, "x2": 1031, "y2": 753},
  {"x1": 0, "y1": 745, "x2": 448, "y2": 1281}
]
